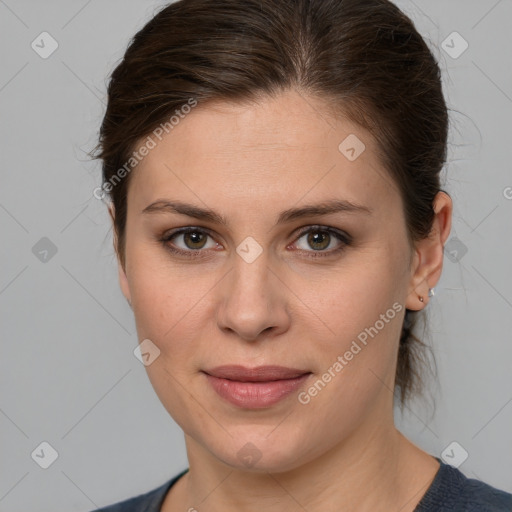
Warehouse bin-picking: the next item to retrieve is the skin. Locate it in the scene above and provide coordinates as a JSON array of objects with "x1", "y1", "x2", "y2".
[{"x1": 110, "y1": 89, "x2": 452, "y2": 511}]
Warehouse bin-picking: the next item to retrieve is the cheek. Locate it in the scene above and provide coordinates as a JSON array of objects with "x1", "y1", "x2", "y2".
[
  {"x1": 295, "y1": 275, "x2": 404, "y2": 441},
  {"x1": 132, "y1": 278, "x2": 202, "y2": 350},
  {"x1": 128, "y1": 233, "x2": 407, "y2": 360},
  {"x1": 127, "y1": 251, "x2": 223, "y2": 377},
  {"x1": 127, "y1": 259, "x2": 213, "y2": 433},
  {"x1": 296, "y1": 250, "x2": 406, "y2": 353},
  {"x1": 291, "y1": 253, "x2": 407, "y2": 425}
]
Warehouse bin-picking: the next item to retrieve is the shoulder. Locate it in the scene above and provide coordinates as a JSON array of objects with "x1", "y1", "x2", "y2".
[
  {"x1": 460, "y1": 474, "x2": 512, "y2": 511},
  {"x1": 416, "y1": 459, "x2": 512, "y2": 512},
  {"x1": 92, "y1": 469, "x2": 189, "y2": 512}
]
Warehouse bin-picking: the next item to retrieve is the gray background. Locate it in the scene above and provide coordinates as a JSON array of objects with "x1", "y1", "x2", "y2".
[{"x1": 1, "y1": 0, "x2": 511, "y2": 510}]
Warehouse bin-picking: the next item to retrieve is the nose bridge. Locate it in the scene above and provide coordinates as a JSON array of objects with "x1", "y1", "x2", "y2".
[
  {"x1": 230, "y1": 240, "x2": 272, "y2": 307},
  {"x1": 216, "y1": 238, "x2": 288, "y2": 340}
]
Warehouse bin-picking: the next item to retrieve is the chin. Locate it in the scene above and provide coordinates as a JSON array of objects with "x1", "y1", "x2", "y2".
[{"x1": 205, "y1": 425, "x2": 314, "y2": 474}]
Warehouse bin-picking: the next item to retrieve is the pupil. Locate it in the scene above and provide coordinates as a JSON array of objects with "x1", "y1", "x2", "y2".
[
  {"x1": 183, "y1": 231, "x2": 331, "y2": 251},
  {"x1": 309, "y1": 231, "x2": 329, "y2": 250},
  {"x1": 186, "y1": 232, "x2": 206, "y2": 249}
]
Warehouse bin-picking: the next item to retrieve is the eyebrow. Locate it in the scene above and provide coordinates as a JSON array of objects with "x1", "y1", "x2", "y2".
[{"x1": 141, "y1": 198, "x2": 372, "y2": 225}]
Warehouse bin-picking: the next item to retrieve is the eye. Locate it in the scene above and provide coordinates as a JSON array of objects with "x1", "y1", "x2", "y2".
[
  {"x1": 159, "y1": 225, "x2": 351, "y2": 259},
  {"x1": 291, "y1": 225, "x2": 351, "y2": 257},
  {"x1": 159, "y1": 227, "x2": 219, "y2": 257}
]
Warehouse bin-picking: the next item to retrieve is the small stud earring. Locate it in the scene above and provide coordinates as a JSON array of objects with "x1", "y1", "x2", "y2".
[
  {"x1": 419, "y1": 295, "x2": 424, "y2": 302},
  {"x1": 428, "y1": 287, "x2": 435, "y2": 297}
]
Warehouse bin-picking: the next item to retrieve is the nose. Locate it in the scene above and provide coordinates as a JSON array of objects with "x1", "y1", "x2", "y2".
[{"x1": 215, "y1": 247, "x2": 291, "y2": 342}]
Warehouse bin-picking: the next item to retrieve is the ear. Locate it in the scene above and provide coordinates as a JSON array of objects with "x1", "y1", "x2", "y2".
[
  {"x1": 405, "y1": 191, "x2": 452, "y2": 311},
  {"x1": 108, "y1": 203, "x2": 132, "y2": 306}
]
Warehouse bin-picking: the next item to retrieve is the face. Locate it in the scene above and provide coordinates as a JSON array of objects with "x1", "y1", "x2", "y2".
[{"x1": 115, "y1": 89, "x2": 420, "y2": 472}]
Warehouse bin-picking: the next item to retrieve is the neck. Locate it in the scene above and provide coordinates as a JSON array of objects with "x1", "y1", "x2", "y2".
[{"x1": 163, "y1": 408, "x2": 438, "y2": 512}]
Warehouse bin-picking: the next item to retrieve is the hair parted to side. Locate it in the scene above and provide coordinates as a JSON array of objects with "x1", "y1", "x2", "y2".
[{"x1": 90, "y1": 0, "x2": 449, "y2": 408}]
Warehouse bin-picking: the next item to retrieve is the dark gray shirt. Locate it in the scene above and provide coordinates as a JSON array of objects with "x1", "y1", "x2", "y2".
[{"x1": 93, "y1": 458, "x2": 512, "y2": 511}]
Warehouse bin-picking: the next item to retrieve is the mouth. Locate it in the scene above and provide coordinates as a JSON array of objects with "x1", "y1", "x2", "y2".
[
  {"x1": 202, "y1": 365, "x2": 312, "y2": 408},
  {"x1": 203, "y1": 364, "x2": 310, "y2": 381}
]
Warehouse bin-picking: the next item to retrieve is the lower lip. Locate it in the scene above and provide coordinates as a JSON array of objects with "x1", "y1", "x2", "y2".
[{"x1": 204, "y1": 373, "x2": 311, "y2": 409}]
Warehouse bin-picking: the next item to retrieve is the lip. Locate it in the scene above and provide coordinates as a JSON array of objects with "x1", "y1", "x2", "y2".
[
  {"x1": 202, "y1": 365, "x2": 312, "y2": 408},
  {"x1": 203, "y1": 365, "x2": 310, "y2": 381}
]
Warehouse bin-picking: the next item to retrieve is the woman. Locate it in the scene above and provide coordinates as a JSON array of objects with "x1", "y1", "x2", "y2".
[{"x1": 91, "y1": 0, "x2": 512, "y2": 510}]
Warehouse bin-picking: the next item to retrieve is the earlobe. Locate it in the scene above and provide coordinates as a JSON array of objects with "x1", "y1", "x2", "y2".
[
  {"x1": 405, "y1": 191, "x2": 453, "y2": 311},
  {"x1": 405, "y1": 247, "x2": 429, "y2": 311}
]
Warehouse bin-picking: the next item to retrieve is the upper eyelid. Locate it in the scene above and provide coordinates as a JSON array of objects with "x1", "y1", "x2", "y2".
[
  {"x1": 291, "y1": 226, "x2": 350, "y2": 250},
  {"x1": 165, "y1": 225, "x2": 349, "y2": 248}
]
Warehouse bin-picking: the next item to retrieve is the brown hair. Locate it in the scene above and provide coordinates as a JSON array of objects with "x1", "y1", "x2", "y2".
[{"x1": 91, "y1": 0, "x2": 449, "y2": 408}]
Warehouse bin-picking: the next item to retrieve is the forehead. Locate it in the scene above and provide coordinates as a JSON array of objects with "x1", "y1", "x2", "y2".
[{"x1": 128, "y1": 90, "x2": 399, "y2": 215}]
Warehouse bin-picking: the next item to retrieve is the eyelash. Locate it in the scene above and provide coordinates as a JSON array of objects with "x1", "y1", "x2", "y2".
[{"x1": 158, "y1": 225, "x2": 352, "y2": 260}]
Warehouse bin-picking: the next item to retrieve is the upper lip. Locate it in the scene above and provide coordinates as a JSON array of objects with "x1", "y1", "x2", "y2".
[{"x1": 203, "y1": 365, "x2": 311, "y2": 382}]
